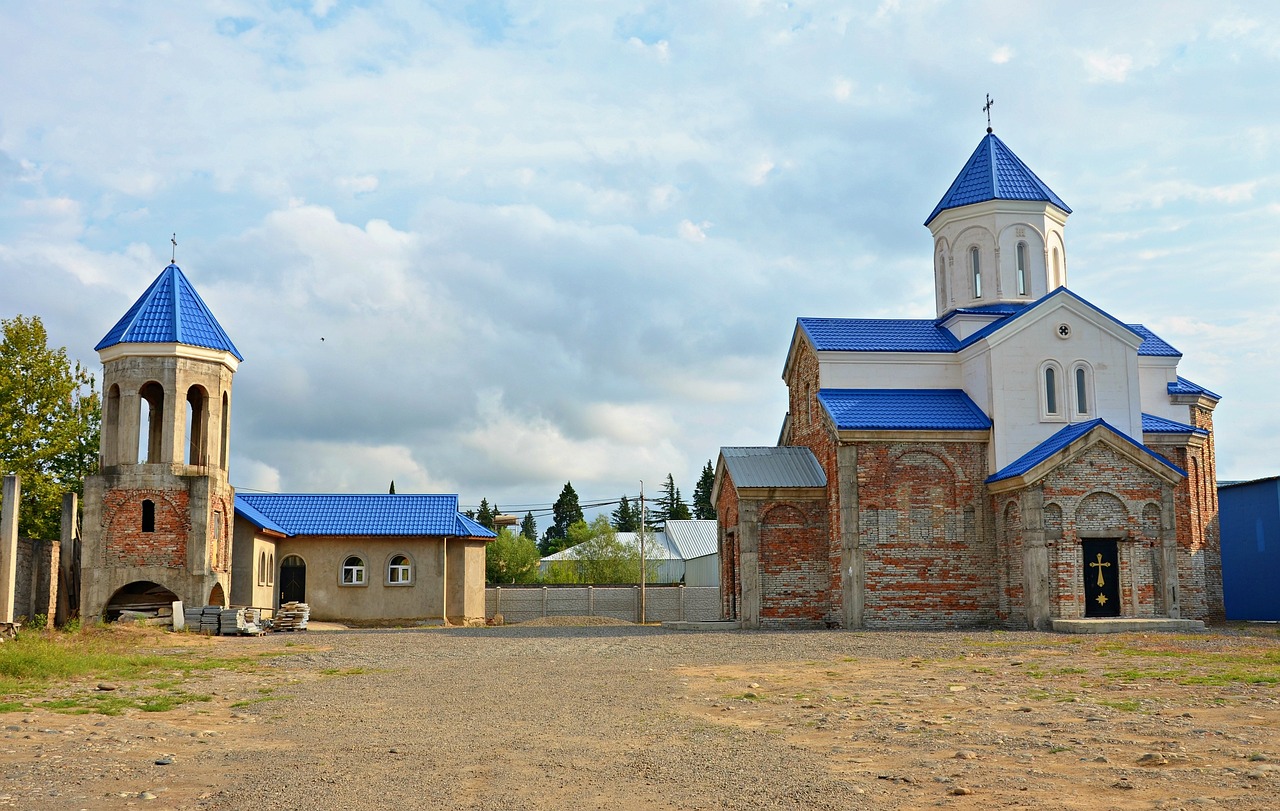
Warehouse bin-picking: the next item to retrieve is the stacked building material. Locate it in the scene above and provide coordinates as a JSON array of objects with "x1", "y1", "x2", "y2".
[
  {"x1": 274, "y1": 602, "x2": 310, "y2": 631},
  {"x1": 219, "y1": 608, "x2": 244, "y2": 636},
  {"x1": 184, "y1": 606, "x2": 204, "y2": 628},
  {"x1": 199, "y1": 606, "x2": 221, "y2": 634}
]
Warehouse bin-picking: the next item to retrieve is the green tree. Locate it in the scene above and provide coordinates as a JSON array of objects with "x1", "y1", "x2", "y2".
[
  {"x1": 670, "y1": 488, "x2": 692, "y2": 521},
  {"x1": 653, "y1": 473, "x2": 691, "y2": 526},
  {"x1": 540, "y1": 481, "x2": 584, "y2": 556},
  {"x1": 543, "y1": 516, "x2": 654, "y2": 584},
  {"x1": 0, "y1": 315, "x2": 100, "y2": 540},
  {"x1": 519, "y1": 511, "x2": 537, "y2": 542},
  {"x1": 693, "y1": 459, "x2": 716, "y2": 520},
  {"x1": 611, "y1": 495, "x2": 637, "y2": 532},
  {"x1": 485, "y1": 527, "x2": 541, "y2": 584},
  {"x1": 475, "y1": 498, "x2": 495, "y2": 531},
  {"x1": 388, "y1": 480, "x2": 396, "y2": 494}
]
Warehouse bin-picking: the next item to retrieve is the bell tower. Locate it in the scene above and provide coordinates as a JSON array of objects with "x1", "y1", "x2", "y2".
[
  {"x1": 81, "y1": 263, "x2": 243, "y2": 620},
  {"x1": 925, "y1": 130, "x2": 1072, "y2": 325}
]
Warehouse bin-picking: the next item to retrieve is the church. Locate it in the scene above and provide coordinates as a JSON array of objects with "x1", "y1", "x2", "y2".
[{"x1": 713, "y1": 128, "x2": 1223, "y2": 631}]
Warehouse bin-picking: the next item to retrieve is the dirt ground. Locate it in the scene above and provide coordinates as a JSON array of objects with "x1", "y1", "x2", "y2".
[{"x1": 1, "y1": 623, "x2": 1277, "y2": 810}]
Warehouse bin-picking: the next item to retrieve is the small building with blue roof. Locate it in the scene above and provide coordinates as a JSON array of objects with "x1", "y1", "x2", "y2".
[
  {"x1": 715, "y1": 128, "x2": 1223, "y2": 631},
  {"x1": 81, "y1": 262, "x2": 495, "y2": 626}
]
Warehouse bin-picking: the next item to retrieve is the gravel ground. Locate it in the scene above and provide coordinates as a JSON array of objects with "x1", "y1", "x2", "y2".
[{"x1": 3, "y1": 624, "x2": 1277, "y2": 810}]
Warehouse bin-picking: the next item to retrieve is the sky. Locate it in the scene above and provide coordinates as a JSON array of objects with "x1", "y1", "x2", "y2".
[{"x1": 2, "y1": 1, "x2": 1278, "y2": 524}]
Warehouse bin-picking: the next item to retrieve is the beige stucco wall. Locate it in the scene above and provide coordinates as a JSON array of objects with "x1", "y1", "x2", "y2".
[
  {"x1": 230, "y1": 523, "x2": 278, "y2": 610},
  {"x1": 274, "y1": 535, "x2": 487, "y2": 625}
]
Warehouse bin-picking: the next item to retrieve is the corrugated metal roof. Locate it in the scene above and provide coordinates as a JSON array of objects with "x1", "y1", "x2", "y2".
[
  {"x1": 988, "y1": 420, "x2": 1184, "y2": 483},
  {"x1": 720, "y1": 446, "x2": 827, "y2": 489},
  {"x1": 234, "y1": 493, "x2": 496, "y2": 538},
  {"x1": 1141, "y1": 413, "x2": 1209, "y2": 435},
  {"x1": 663, "y1": 520, "x2": 718, "y2": 560},
  {"x1": 925, "y1": 132, "x2": 1071, "y2": 226},
  {"x1": 818, "y1": 388, "x2": 991, "y2": 431},
  {"x1": 1167, "y1": 375, "x2": 1221, "y2": 400},
  {"x1": 96, "y1": 263, "x2": 243, "y2": 360},
  {"x1": 540, "y1": 530, "x2": 681, "y2": 563}
]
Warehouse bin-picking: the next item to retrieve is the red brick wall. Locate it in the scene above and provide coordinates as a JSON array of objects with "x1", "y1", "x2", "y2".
[
  {"x1": 716, "y1": 470, "x2": 741, "y2": 620},
  {"x1": 758, "y1": 502, "x2": 830, "y2": 628},
  {"x1": 854, "y1": 442, "x2": 994, "y2": 628},
  {"x1": 103, "y1": 490, "x2": 190, "y2": 568}
]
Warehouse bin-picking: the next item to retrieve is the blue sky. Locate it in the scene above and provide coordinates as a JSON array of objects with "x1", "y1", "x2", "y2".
[{"x1": 2, "y1": 1, "x2": 1277, "y2": 520}]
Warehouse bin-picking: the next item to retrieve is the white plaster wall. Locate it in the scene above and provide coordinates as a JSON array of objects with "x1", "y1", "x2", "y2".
[
  {"x1": 981, "y1": 302, "x2": 1142, "y2": 471},
  {"x1": 1137, "y1": 359, "x2": 1191, "y2": 422},
  {"x1": 818, "y1": 353, "x2": 962, "y2": 390}
]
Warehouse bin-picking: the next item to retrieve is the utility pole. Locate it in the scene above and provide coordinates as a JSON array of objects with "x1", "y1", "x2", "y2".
[{"x1": 638, "y1": 480, "x2": 646, "y2": 624}]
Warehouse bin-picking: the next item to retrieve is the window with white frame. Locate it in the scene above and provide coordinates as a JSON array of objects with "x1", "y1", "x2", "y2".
[
  {"x1": 1016, "y1": 242, "x2": 1028, "y2": 295},
  {"x1": 341, "y1": 555, "x2": 366, "y2": 585},
  {"x1": 969, "y1": 247, "x2": 982, "y2": 298},
  {"x1": 1073, "y1": 363, "x2": 1093, "y2": 417},
  {"x1": 1040, "y1": 361, "x2": 1065, "y2": 421},
  {"x1": 388, "y1": 554, "x2": 412, "y2": 585}
]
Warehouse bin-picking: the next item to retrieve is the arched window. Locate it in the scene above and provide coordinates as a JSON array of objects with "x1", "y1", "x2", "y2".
[
  {"x1": 141, "y1": 499, "x2": 155, "y2": 533},
  {"x1": 388, "y1": 555, "x2": 412, "y2": 585},
  {"x1": 1016, "y1": 242, "x2": 1028, "y2": 296},
  {"x1": 268, "y1": 553, "x2": 275, "y2": 586},
  {"x1": 969, "y1": 247, "x2": 982, "y2": 298},
  {"x1": 1073, "y1": 363, "x2": 1093, "y2": 417},
  {"x1": 138, "y1": 382, "x2": 165, "y2": 464},
  {"x1": 341, "y1": 556, "x2": 366, "y2": 585},
  {"x1": 220, "y1": 392, "x2": 230, "y2": 470},
  {"x1": 104, "y1": 384, "x2": 120, "y2": 466},
  {"x1": 258, "y1": 550, "x2": 267, "y2": 586},
  {"x1": 185, "y1": 385, "x2": 208, "y2": 466},
  {"x1": 1039, "y1": 361, "x2": 1064, "y2": 421}
]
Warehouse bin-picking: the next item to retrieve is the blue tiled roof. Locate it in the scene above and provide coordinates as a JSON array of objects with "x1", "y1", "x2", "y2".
[
  {"x1": 96, "y1": 264, "x2": 243, "y2": 360},
  {"x1": 945, "y1": 303, "x2": 1031, "y2": 318},
  {"x1": 1127, "y1": 324, "x2": 1182, "y2": 357},
  {"x1": 988, "y1": 419, "x2": 1184, "y2": 483},
  {"x1": 925, "y1": 133, "x2": 1071, "y2": 226},
  {"x1": 819, "y1": 389, "x2": 991, "y2": 431},
  {"x1": 720, "y1": 446, "x2": 827, "y2": 489},
  {"x1": 234, "y1": 493, "x2": 496, "y2": 538},
  {"x1": 1141, "y1": 413, "x2": 1209, "y2": 435},
  {"x1": 1167, "y1": 376, "x2": 1221, "y2": 400},
  {"x1": 799, "y1": 318, "x2": 959, "y2": 352}
]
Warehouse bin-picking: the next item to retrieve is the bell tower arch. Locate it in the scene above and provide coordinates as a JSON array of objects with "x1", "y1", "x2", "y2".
[{"x1": 81, "y1": 263, "x2": 243, "y2": 620}]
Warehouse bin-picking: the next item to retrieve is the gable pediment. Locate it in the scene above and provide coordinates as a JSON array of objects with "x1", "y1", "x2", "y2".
[
  {"x1": 962, "y1": 289, "x2": 1144, "y2": 356},
  {"x1": 987, "y1": 420, "x2": 1184, "y2": 493}
]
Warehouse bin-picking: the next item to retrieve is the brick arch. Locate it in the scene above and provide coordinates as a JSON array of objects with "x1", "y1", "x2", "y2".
[
  {"x1": 1075, "y1": 491, "x2": 1129, "y2": 535},
  {"x1": 1044, "y1": 502, "x2": 1064, "y2": 540},
  {"x1": 1141, "y1": 502, "x2": 1162, "y2": 541},
  {"x1": 102, "y1": 489, "x2": 191, "y2": 568},
  {"x1": 760, "y1": 503, "x2": 807, "y2": 527},
  {"x1": 891, "y1": 448, "x2": 962, "y2": 481}
]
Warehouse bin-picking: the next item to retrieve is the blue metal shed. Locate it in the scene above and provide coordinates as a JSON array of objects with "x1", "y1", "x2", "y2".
[{"x1": 1218, "y1": 476, "x2": 1280, "y2": 621}]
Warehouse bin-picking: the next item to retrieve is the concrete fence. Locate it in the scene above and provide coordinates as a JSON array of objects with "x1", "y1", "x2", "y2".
[{"x1": 486, "y1": 585, "x2": 721, "y2": 624}]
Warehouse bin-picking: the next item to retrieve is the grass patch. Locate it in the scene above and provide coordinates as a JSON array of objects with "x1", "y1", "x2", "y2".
[
  {"x1": 1097, "y1": 699, "x2": 1142, "y2": 712},
  {"x1": 230, "y1": 696, "x2": 278, "y2": 708}
]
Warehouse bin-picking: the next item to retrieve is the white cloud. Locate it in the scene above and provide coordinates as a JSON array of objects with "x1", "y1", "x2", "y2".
[
  {"x1": 336, "y1": 174, "x2": 379, "y2": 194},
  {"x1": 990, "y1": 45, "x2": 1014, "y2": 64},
  {"x1": 1082, "y1": 51, "x2": 1135, "y2": 83},
  {"x1": 677, "y1": 219, "x2": 711, "y2": 241}
]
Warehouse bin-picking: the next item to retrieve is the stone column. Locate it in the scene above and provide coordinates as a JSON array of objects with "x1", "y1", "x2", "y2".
[
  {"x1": 738, "y1": 500, "x2": 761, "y2": 629},
  {"x1": 0, "y1": 476, "x2": 19, "y2": 624},
  {"x1": 1020, "y1": 487, "x2": 1051, "y2": 630},
  {"x1": 837, "y1": 444, "x2": 863, "y2": 629}
]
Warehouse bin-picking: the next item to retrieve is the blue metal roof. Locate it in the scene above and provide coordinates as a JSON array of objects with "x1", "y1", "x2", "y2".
[
  {"x1": 96, "y1": 264, "x2": 243, "y2": 360},
  {"x1": 1142, "y1": 413, "x2": 1209, "y2": 436},
  {"x1": 818, "y1": 389, "x2": 991, "y2": 431},
  {"x1": 799, "y1": 318, "x2": 959, "y2": 352},
  {"x1": 801, "y1": 289, "x2": 1169, "y2": 356},
  {"x1": 234, "y1": 493, "x2": 496, "y2": 538},
  {"x1": 720, "y1": 446, "x2": 827, "y2": 489},
  {"x1": 1168, "y1": 376, "x2": 1221, "y2": 400},
  {"x1": 988, "y1": 419, "x2": 1184, "y2": 483},
  {"x1": 925, "y1": 132, "x2": 1071, "y2": 226},
  {"x1": 1127, "y1": 324, "x2": 1182, "y2": 358}
]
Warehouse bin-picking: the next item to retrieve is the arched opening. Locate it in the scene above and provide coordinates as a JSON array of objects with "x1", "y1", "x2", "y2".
[
  {"x1": 208, "y1": 582, "x2": 226, "y2": 608},
  {"x1": 1016, "y1": 242, "x2": 1028, "y2": 296},
  {"x1": 1044, "y1": 366, "x2": 1059, "y2": 415},
  {"x1": 102, "y1": 580, "x2": 179, "y2": 622},
  {"x1": 969, "y1": 246, "x2": 982, "y2": 298},
  {"x1": 141, "y1": 499, "x2": 156, "y2": 533},
  {"x1": 220, "y1": 392, "x2": 230, "y2": 470},
  {"x1": 185, "y1": 385, "x2": 209, "y2": 466},
  {"x1": 104, "y1": 384, "x2": 120, "y2": 466},
  {"x1": 280, "y1": 555, "x2": 306, "y2": 604},
  {"x1": 258, "y1": 550, "x2": 268, "y2": 586},
  {"x1": 138, "y1": 382, "x2": 165, "y2": 464}
]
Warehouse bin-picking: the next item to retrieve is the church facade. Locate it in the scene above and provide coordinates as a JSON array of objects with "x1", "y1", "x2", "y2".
[{"x1": 714, "y1": 131, "x2": 1223, "y2": 630}]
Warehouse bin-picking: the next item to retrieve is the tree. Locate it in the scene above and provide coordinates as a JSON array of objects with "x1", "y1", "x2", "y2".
[
  {"x1": 0, "y1": 315, "x2": 100, "y2": 540},
  {"x1": 543, "y1": 516, "x2": 655, "y2": 584},
  {"x1": 485, "y1": 527, "x2": 541, "y2": 585},
  {"x1": 653, "y1": 474, "x2": 690, "y2": 526},
  {"x1": 519, "y1": 511, "x2": 537, "y2": 542},
  {"x1": 670, "y1": 488, "x2": 692, "y2": 521},
  {"x1": 611, "y1": 495, "x2": 638, "y2": 532},
  {"x1": 693, "y1": 459, "x2": 716, "y2": 520},
  {"x1": 475, "y1": 498, "x2": 495, "y2": 531},
  {"x1": 540, "y1": 481, "x2": 584, "y2": 556},
  {"x1": 388, "y1": 480, "x2": 396, "y2": 494}
]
